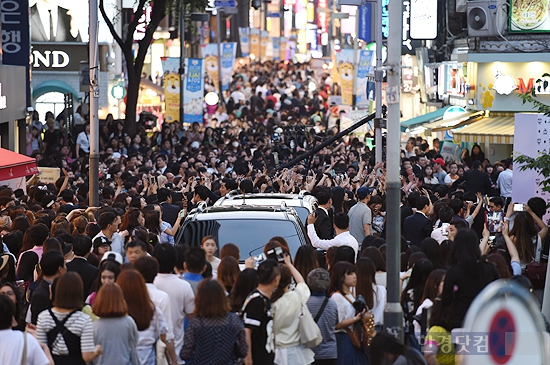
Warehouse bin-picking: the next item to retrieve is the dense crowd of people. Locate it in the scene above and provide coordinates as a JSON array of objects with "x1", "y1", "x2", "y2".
[{"x1": 1, "y1": 60, "x2": 547, "y2": 365}]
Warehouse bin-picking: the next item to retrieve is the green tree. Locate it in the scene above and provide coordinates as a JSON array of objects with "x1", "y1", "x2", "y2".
[{"x1": 99, "y1": 0, "x2": 205, "y2": 136}]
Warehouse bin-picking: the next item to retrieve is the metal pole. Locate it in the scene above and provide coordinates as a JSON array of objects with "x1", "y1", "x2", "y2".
[
  {"x1": 351, "y1": 8, "x2": 359, "y2": 109},
  {"x1": 179, "y1": 5, "x2": 185, "y2": 124},
  {"x1": 216, "y1": 9, "x2": 224, "y2": 98},
  {"x1": 328, "y1": 0, "x2": 334, "y2": 56},
  {"x1": 89, "y1": 0, "x2": 100, "y2": 207},
  {"x1": 374, "y1": 0, "x2": 383, "y2": 163},
  {"x1": 383, "y1": 0, "x2": 404, "y2": 342},
  {"x1": 280, "y1": 112, "x2": 376, "y2": 169}
]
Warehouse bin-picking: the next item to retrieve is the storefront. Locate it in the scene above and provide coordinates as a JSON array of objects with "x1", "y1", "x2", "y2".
[{"x1": 0, "y1": 65, "x2": 28, "y2": 153}]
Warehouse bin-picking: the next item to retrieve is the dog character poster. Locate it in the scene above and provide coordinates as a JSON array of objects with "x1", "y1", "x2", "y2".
[
  {"x1": 201, "y1": 44, "x2": 220, "y2": 90},
  {"x1": 161, "y1": 57, "x2": 181, "y2": 123},
  {"x1": 239, "y1": 27, "x2": 250, "y2": 57},
  {"x1": 183, "y1": 58, "x2": 205, "y2": 123},
  {"x1": 250, "y1": 28, "x2": 260, "y2": 59},
  {"x1": 336, "y1": 49, "x2": 355, "y2": 106},
  {"x1": 220, "y1": 43, "x2": 237, "y2": 91}
]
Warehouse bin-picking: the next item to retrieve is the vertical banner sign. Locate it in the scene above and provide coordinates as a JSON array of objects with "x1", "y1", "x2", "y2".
[
  {"x1": 201, "y1": 44, "x2": 220, "y2": 91},
  {"x1": 280, "y1": 37, "x2": 288, "y2": 61},
  {"x1": 355, "y1": 50, "x2": 375, "y2": 108},
  {"x1": 238, "y1": 27, "x2": 250, "y2": 57},
  {"x1": 272, "y1": 37, "x2": 280, "y2": 60},
  {"x1": 161, "y1": 57, "x2": 181, "y2": 123},
  {"x1": 357, "y1": 4, "x2": 373, "y2": 43},
  {"x1": 221, "y1": 43, "x2": 237, "y2": 91},
  {"x1": 183, "y1": 58, "x2": 204, "y2": 124},
  {"x1": 250, "y1": 28, "x2": 260, "y2": 58},
  {"x1": 260, "y1": 31, "x2": 269, "y2": 60},
  {"x1": 1, "y1": 0, "x2": 31, "y2": 106},
  {"x1": 335, "y1": 49, "x2": 354, "y2": 106}
]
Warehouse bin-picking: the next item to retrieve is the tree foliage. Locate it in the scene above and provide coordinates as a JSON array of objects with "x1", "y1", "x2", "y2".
[{"x1": 98, "y1": 0, "x2": 206, "y2": 136}]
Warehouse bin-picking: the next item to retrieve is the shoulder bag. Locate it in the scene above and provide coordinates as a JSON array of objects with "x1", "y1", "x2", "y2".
[
  {"x1": 21, "y1": 330, "x2": 27, "y2": 365},
  {"x1": 526, "y1": 235, "x2": 547, "y2": 290},
  {"x1": 155, "y1": 310, "x2": 168, "y2": 365},
  {"x1": 299, "y1": 302, "x2": 323, "y2": 348}
]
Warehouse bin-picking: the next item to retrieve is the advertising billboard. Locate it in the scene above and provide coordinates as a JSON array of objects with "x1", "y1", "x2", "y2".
[{"x1": 510, "y1": 0, "x2": 550, "y2": 33}]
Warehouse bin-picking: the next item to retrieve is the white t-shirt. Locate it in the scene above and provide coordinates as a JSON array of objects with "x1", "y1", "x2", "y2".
[
  {"x1": 271, "y1": 282, "x2": 311, "y2": 347},
  {"x1": 153, "y1": 274, "x2": 195, "y2": 365},
  {"x1": 0, "y1": 330, "x2": 50, "y2": 365},
  {"x1": 330, "y1": 292, "x2": 356, "y2": 333}
]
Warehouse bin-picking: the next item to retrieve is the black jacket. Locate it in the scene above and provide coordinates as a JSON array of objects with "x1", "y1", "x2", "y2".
[
  {"x1": 452, "y1": 169, "x2": 491, "y2": 195},
  {"x1": 314, "y1": 207, "x2": 334, "y2": 240},
  {"x1": 30, "y1": 279, "x2": 52, "y2": 325},
  {"x1": 160, "y1": 202, "x2": 181, "y2": 227},
  {"x1": 402, "y1": 212, "x2": 433, "y2": 247},
  {"x1": 66, "y1": 258, "x2": 98, "y2": 298}
]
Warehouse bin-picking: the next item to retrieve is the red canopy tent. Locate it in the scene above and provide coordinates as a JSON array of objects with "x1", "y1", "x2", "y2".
[{"x1": 0, "y1": 148, "x2": 38, "y2": 181}]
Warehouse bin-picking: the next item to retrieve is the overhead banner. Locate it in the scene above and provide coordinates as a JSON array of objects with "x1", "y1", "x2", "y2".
[
  {"x1": 260, "y1": 31, "x2": 269, "y2": 60},
  {"x1": 183, "y1": 58, "x2": 205, "y2": 124},
  {"x1": 250, "y1": 28, "x2": 260, "y2": 58},
  {"x1": 238, "y1": 27, "x2": 250, "y2": 57},
  {"x1": 357, "y1": 4, "x2": 373, "y2": 43},
  {"x1": 280, "y1": 37, "x2": 288, "y2": 61},
  {"x1": 355, "y1": 50, "x2": 375, "y2": 108},
  {"x1": 335, "y1": 49, "x2": 354, "y2": 105},
  {"x1": 161, "y1": 57, "x2": 181, "y2": 123},
  {"x1": 201, "y1": 44, "x2": 220, "y2": 91},
  {"x1": 220, "y1": 43, "x2": 237, "y2": 91},
  {"x1": 272, "y1": 37, "x2": 280, "y2": 61}
]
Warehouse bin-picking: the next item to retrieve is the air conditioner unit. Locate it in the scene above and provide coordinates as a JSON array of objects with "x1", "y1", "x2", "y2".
[{"x1": 467, "y1": 0, "x2": 504, "y2": 37}]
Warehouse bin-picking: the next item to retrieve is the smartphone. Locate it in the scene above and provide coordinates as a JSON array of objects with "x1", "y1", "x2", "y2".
[
  {"x1": 179, "y1": 210, "x2": 186, "y2": 218},
  {"x1": 513, "y1": 203, "x2": 524, "y2": 212},
  {"x1": 329, "y1": 169, "x2": 336, "y2": 178}
]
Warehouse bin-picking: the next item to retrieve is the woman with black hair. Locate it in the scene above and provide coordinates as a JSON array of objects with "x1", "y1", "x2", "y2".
[{"x1": 441, "y1": 229, "x2": 500, "y2": 330}]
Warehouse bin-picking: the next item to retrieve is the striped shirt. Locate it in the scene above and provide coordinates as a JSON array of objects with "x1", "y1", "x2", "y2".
[{"x1": 36, "y1": 309, "x2": 95, "y2": 355}]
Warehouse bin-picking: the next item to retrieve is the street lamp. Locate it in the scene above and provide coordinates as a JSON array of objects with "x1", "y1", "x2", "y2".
[{"x1": 205, "y1": 92, "x2": 220, "y2": 106}]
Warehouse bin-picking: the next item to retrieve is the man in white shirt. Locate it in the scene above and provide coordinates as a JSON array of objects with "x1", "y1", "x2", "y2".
[
  {"x1": 307, "y1": 212, "x2": 359, "y2": 258},
  {"x1": 153, "y1": 243, "x2": 195, "y2": 365},
  {"x1": 230, "y1": 86, "x2": 246, "y2": 103},
  {"x1": 93, "y1": 211, "x2": 124, "y2": 257},
  {"x1": 75, "y1": 123, "x2": 90, "y2": 160},
  {"x1": 133, "y1": 256, "x2": 178, "y2": 365},
  {"x1": 497, "y1": 158, "x2": 513, "y2": 207}
]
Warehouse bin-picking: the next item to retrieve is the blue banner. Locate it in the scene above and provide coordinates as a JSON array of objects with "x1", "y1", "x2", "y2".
[
  {"x1": 238, "y1": 27, "x2": 250, "y2": 57},
  {"x1": 221, "y1": 43, "x2": 236, "y2": 91},
  {"x1": 1, "y1": 0, "x2": 31, "y2": 106},
  {"x1": 357, "y1": 4, "x2": 373, "y2": 44},
  {"x1": 272, "y1": 37, "x2": 280, "y2": 61},
  {"x1": 355, "y1": 50, "x2": 375, "y2": 108},
  {"x1": 184, "y1": 58, "x2": 204, "y2": 123}
]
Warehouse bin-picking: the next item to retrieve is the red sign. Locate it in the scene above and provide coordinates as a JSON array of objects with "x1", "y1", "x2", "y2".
[
  {"x1": 317, "y1": 0, "x2": 328, "y2": 34},
  {"x1": 489, "y1": 309, "x2": 515, "y2": 365}
]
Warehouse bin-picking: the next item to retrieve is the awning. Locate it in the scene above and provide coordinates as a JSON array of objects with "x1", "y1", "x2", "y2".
[
  {"x1": 0, "y1": 148, "x2": 38, "y2": 181},
  {"x1": 424, "y1": 111, "x2": 485, "y2": 132},
  {"x1": 400, "y1": 106, "x2": 452, "y2": 132},
  {"x1": 140, "y1": 78, "x2": 164, "y2": 95},
  {"x1": 452, "y1": 116, "x2": 515, "y2": 144}
]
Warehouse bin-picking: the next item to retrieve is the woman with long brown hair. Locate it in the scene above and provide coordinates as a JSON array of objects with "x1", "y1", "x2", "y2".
[
  {"x1": 36, "y1": 272, "x2": 102, "y2": 364},
  {"x1": 217, "y1": 256, "x2": 240, "y2": 293},
  {"x1": 117, "y1": 269, "x2": 168, "y2": 365},
  {"x1": 505, "y1": 204, "x2": 548, "y2": 266},
  {"x1": 180, "y1": 279, "x2": 247, "y2": 364},
  {"x1": 329, "y1": 261, "x2": 368, "y2": 365},
  {"x1": 355, "y1": 258, "x2": 386, "y2": 330},
  {"x1": 92, "y1": 283, "x2": 140, "y2": 365}
]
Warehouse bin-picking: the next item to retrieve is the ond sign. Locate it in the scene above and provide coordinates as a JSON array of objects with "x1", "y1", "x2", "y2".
[
  {"x1": 489, "y1": 309, "x2": 515, "y2": 364},
  {"x1": 111, "y1": 85, "x2": 126, "y2": 100}
]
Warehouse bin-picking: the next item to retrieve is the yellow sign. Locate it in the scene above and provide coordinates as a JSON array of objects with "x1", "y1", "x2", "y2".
[
  {"x1": 163, "y1": 73, "x2": 180, "y2": 123},
  {"x1": 38, "y1": 167, "x2": 60, "y2": 184},
  {"x1": 280, "y1": 37, "x2": 287, "y2": 61},
  {"x1": 260, "y1": 31, "x2": 269, "y2": 60},
  {"x1": 250, "y1": 28, "x2": 260, "y2": 59}
]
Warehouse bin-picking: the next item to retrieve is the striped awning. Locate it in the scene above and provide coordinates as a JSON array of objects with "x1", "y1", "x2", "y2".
[{"x1": 452, "y1": 116, "x2": 515, "y2": 144}]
